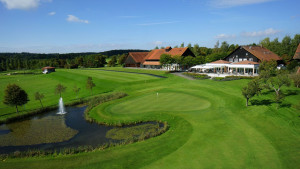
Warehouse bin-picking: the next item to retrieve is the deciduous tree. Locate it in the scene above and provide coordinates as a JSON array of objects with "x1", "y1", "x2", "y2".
[
  {"x1": 3, "y1": 84, "x2": 29, "y2": 113},
  {"x1": 55, "y1": 83, "x2": 66, "y2": 97},
  {"x1": 86, "y1": 77, "x2": 96, "y2": 95},
  {"x1": 73, "y1": 85, "x2": 81, "y2": 98},
  {"x1": 34, "y1": 92, "x2": 45, "y2": 108}
]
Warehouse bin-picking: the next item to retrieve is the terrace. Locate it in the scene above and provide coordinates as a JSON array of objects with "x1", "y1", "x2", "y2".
[{"x1": 190, "y1": 60, "x2": 260, "y2": 77}]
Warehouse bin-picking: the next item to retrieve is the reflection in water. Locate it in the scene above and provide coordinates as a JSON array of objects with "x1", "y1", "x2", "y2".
[
  {"x1": 0, "y1": 106, "x2": 164, "y2": 155},
  {"x1": 0, "y1": 115, "x2": 78, "y2": 146}
]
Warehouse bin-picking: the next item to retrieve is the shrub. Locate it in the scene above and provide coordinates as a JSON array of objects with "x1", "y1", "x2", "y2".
[
  {"x1": 212, "y1": 77, "x2": 225, "y2": 81},
  {"x1": 183, "y1": 73, "x2": 211, "y2": 79}
]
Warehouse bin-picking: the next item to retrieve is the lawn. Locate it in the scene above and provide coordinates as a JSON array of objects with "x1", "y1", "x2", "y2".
[{"x1": 0, "y1": 68, "x2": 300, "y2": 169}]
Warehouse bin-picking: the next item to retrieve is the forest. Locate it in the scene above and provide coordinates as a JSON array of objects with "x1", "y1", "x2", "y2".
[{"x1": 0, "y1": 34, "x2": 299, "y2": 71}]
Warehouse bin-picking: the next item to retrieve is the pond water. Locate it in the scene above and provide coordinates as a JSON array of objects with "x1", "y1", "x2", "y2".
[{"x1": 0, "y1": 106, "x2": 163, "y2": 154}]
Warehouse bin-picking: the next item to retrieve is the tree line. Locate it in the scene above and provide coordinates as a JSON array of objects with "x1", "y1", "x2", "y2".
[
  {"x1": 0, "y1": 50, "x2": 147, "y2": 71},
  {"x1": 157, "y1": 34, "x2": 299, "y2": 68}
]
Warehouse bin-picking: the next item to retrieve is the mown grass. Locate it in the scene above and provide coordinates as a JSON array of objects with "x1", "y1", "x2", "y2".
[
  {"x1": 0, "y1": 68, "x2": 160, "y2": 122},
  {"x1": 0, "y1": 68, "x2": 300, "y2": 169}
]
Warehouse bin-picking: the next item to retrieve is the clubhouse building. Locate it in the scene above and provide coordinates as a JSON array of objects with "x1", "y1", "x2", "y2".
[
  {"x1": 125, "y1": 47, "x2": 195, "y2": 70},
  {"x1": 190, "y1": 46, "x2": 282, "y2": 77},
  {"x1": 125, "y1": 45, "x2": 285, "y2": 76}
]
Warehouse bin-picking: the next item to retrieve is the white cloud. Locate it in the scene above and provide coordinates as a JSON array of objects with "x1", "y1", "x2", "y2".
[
  {"x1": 153, "y1": 41, "x2": 163, "y2": 46},
  {"x1": 66, "y1": 15, "x2": 89, "y2": 24},
  {"x1": 210, "y1": 0, "x2": 276, "y2": 8},
  {"x1": 0, "y1": 0, "x2": 51, "y2": 10},
  {"x1": 215, "y1": 33, "x2": 236, "y2": 39},
  {"x1": 0, "y1": 0, "x2": 39, "y2": 10},
  {"x1": 48, "y1": 11, "x2": 56, "y2": 16},
  {"x1": 241, "y1": 28, "x2": 281, "y2": 37},
  {"x1": 137, "y1": 21, "x2": 179, "y2": 26}
]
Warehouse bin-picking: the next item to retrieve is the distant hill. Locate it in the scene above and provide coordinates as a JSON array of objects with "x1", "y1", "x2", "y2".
[
  {"x1": 100, "y1": 49, "x2": 149, "y2": 57},
  {"x1": 0, "y1": 49, "x2": 149, "y2": 60}
]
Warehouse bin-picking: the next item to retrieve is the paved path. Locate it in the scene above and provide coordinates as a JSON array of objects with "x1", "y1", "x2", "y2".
[{"x1": 171, "y1": 72, "x2": 195, "y2": 80}]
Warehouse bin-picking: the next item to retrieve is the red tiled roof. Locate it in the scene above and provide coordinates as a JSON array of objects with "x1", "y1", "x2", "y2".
[
  {"x1": 42, "y1": 66, "x2": 55, "y2": 70},
  {"x1": 145, "y1": 47, "x2": 189, "y2": 60},
  {"x1": 209, "y1": 60, "x2": 231, "y2": 64},
  {"x1": 293, "y1": 43, "x2": 300, "y2": 60},
  {"x1": 243, "y1": 46, "x2": 282, "y2": 61},
  {"x1": 143, "y1": 61, "x2": 161, "y2": 66},
  {"x1": 128, "y1": 52, "x2": 149, "y2": 63},
  {"x1": 233, "y1": 60, "x2": 259, "y2": 65}
]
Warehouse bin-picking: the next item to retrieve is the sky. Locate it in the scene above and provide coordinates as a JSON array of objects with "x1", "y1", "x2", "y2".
[{"x1": 0, "y1": 0, "x2": 299, "y2": 53}]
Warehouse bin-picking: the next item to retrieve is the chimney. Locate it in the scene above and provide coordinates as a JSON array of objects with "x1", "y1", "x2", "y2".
[{"x1": 165, "y1": 46, "x2": 172, "y2": 52}]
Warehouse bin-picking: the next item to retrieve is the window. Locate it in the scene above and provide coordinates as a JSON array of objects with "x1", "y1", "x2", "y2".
[
  {"x1": 243, "y1": 58, "x2": 247, "y2": 61},
  {"x1": 249, "y1": 58, "x2": 253, "y2": 61},
  {"x1": 239, "y1": 58, "x2": 243, "y2": 62},
  {"x1": 229, "y1": 58, "x2": 233, "y2": 62},
  {"x1": 246, "y1": 53, "x2": 248, "y2": 56}
]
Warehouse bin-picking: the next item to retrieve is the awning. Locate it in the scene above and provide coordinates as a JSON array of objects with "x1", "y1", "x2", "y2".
[
  {"x1": 143, "y1": 61, "x2": 161, "y2": 66},
  {"x1": 191, "y1": 65, "x2": 214, "y2": 69}
]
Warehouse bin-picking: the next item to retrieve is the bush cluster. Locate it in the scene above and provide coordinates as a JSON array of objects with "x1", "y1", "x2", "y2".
[
  {"x1": 183, "y1": 72, "x2": 211, "y2": 79},
  {"x1": 212, "y1": 76, "x2": 254, "y2": 81}
]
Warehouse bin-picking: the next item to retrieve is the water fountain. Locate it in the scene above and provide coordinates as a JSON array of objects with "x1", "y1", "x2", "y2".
[{"x1": 57, "y1": 97, "x2": 67, "y2": 115}]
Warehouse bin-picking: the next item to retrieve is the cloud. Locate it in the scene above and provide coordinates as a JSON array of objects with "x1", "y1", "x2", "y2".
[
  {"x1": 0, "y1": 0, "x2": 39, "y2": 10},
  {"x1": 153, "y1": 41, "x2": 163, "y2": 46},
  {"x1": 48, "y1": 11, "x2": 56, "y2": 16},
  {"x1": 215, "y1": 33, "x2": 236, "y2": 39},
  {"x1": 66, "y1": 15, "x2": 89, "y2": 24},
  {"x1": 210, "y1": 0, "x2": 276, "y2": 8},
  {"x1": 241, "y1": 28, "x2": 281, "y2": 37},
  {"x1": 0, "y1": 0, "x2": 51, "y2": 10},
  {"x1": 137, "y1": 21, "x2": 180, "y2": 26}
]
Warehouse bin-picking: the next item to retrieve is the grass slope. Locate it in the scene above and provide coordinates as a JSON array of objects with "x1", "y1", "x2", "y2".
[{"x1": 0, "y1": 67, "x2": 300, "y2": 169}]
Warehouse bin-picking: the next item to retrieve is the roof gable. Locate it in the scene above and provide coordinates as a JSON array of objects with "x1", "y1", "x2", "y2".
[
  {"x1": 293, "y1": 43, "x2": 300, "y2": 60},
  {"x1": 243, "y1": 46, "x2": 281, "y2": 61},
  {"x1": 145, "y1": 47, "x2": 191, "y2": 60},
  {"x1": 127, "y1": 52, "x2": 149, "y2": 63}
]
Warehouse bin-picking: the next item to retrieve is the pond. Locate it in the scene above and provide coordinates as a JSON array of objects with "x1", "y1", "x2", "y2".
[{"x1": 0, "y1": 106, "x2": 164, "y2": 155}]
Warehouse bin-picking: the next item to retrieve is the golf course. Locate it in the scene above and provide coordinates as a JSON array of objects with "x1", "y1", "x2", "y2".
[{"x1": 0, "y1": 68, "x2": 300, "y2": 169}]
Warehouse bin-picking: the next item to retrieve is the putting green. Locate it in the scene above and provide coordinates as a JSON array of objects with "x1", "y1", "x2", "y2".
[{"x1": 110, "y1": 92, "x2": 211, "y2": 114}]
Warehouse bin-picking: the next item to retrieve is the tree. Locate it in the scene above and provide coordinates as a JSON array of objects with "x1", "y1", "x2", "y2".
[
  {"x1": 173, "y1": 55, "x2": 183, "y2": 70},
  {"x1": 183, "y1": 56, "x2": 196, "y2": 68},
  {"x1": 241, "y1": 80, "x2": 259, "y2": 107},
  {"x1": 214, "y1": 40, "x2": 219, "y2": 49},
  {"x1": 108, "y1": 56, "x2": 117, "y2": 67},
  {"x1": 86, "y1": 77, "x2": 96, "y2": 95},
  {"x1": 118, "y1": 54, "x2": 127, "y2": 66},
  {"x1": 180, "y1": 42, "x2": 185, "y2": 48},
  {"x1": 258, "y1": 60, "x2": 277, "y2": 81},
  {"x1": 34, "y1": 92, "x2": 44, "y2": 108},
  {"x1": 290, "y1": 73, "x2": 300, "y2": 88},
  {"x1": 73, "y1": 85, "x2": 81, "y2": 98},
  {"x1": 55, "y1": 83, "x2": 66, "y2": 97},
  {"x1": 160, "y1": 54, "x2": 174, "y2": 70},
  {"x1": 220, "y1": 41, "x2": 229, "y2": 53},
  {"x1": 3, "y1": 84, "x2": 29, "y2": 113},
  {"x1": 267, "y1": 71, "x2": 291, "y2": 107}
]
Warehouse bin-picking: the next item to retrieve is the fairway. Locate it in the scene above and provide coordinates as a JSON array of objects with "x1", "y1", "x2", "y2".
[
  {"x1": 0, "y1": 69, "x2": 160, "y2": 120},
  {"x1": 0, "y1": 68, "x2": 300, "y2": 169}
]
